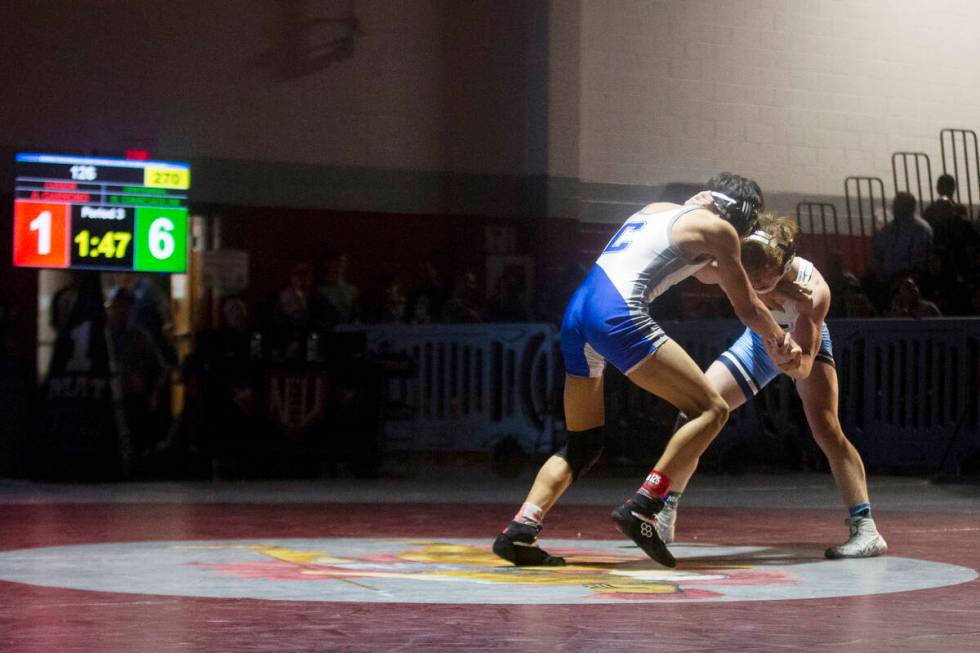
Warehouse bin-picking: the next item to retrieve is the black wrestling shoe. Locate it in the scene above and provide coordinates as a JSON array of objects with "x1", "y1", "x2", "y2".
[
  {"x1": 492, "y1": 521, "x2": 565, "y2": 566},
  {"x1": 611, "y1": 501, "x2": 676, "y2": 568}
]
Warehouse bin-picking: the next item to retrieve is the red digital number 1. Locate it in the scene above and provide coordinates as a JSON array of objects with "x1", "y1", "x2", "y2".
[{"x1": 13, "y1": 200, "x2": 70, "y2": 268}]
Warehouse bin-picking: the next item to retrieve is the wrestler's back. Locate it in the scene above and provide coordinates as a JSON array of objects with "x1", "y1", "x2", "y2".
[{"x1": 594, "y1": 204, "x2": 709, "y2": 311}]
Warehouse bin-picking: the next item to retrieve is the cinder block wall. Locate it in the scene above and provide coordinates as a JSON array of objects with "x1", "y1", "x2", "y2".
[{"x1": 558, "y1": 0, "x2": 980, "y2": 217}]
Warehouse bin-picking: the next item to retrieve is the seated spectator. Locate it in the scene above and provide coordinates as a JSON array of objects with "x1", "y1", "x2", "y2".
[
  {"x1": 364, "y1": 275, "x2": 408, "y2": 323},
  {"x1": 970, "y1": 283, "x2": 980, "y2": 317},
  {"x1": 486, "y1": 265, "x2": 531, "y2": 322},
  {"x1": 317, "y1": 253, "x2": 360, "y2": 328},
  {"x1": 838, "y1": 275, "x2": 877, "y2": 317},
  {"x1": 441, "y1": 270, "x2": 485, "y2": 323},
  {"x1": 888, "y1": 276, "x2": 941, "y2": 319},
  {"x1": 537, "y1": 263, "x2": 587, "y2": 326},
  {"x1": 917, "y1": 248, "x2": 968, "y2": 315},
  {"x1": 873, "y1": 192, "x2": 933, "y2": 281},
  {"x1": 870, "y1": 192, "x2": 932, "y2": 311},
  {"x1": 824, "y1": 251, "x2": 876, "y2": 317},
  {"x1": 407, "y1": 262, "x2": 448, "y2": 325}
]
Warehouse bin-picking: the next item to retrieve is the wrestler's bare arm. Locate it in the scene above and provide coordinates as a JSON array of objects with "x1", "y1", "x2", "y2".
[
  {"x1": 693, "y1": 260, "x2": 719, "y2": 284},
  {"x1": 676, "y1": 213, "x2": 792, "y2": 354},
  {"x1": 779, "y1": 269, "x2": 830, "y2": 379}
]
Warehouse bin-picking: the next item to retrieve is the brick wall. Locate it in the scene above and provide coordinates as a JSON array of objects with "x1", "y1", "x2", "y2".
[{"x1": 565, "y1": 0, "x2": 980, "y2": 214}]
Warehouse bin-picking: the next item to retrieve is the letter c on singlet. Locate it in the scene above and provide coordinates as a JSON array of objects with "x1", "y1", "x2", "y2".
[{"x1": 604, "y1": 221, "x2": 646, "y2": 253}]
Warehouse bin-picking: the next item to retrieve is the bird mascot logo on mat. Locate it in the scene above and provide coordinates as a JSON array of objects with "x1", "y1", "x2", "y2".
[{"x1": 191, "y1": 540, "x2": 793, "y2": 601}]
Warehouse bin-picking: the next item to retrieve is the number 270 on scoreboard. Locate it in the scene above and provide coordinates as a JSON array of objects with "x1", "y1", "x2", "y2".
[{"x1": 12, "y1": 153, "x2": 190, "y2": 273}]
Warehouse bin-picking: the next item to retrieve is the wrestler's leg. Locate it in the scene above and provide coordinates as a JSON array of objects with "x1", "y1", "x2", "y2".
[
  {"x1": 493, "y1": 373, "x2": 604, "y2": 566},
  {"x1": 668, "y1": 360, "x2": 751, "y2": 493},
  {"x1": 627, "y1": 340, "x2": 731, "y2": 486},
  {"x1": 794, "y1": 361, "x2": 886, "y2": 558},
  {"x1": 608, "y1": 339, "x2": 729, "y2": 566},
  {"x1": 524, "y1": 373, "x2": 605, "y2": 512},
  {"x1": 796, "y1": 361, "x2": 868, "y2": 507},
  {"x1": 651, "y1": 328, "x2": 773, "y2": 544}
]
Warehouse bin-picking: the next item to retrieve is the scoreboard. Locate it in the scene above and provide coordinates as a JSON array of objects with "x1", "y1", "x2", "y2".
[{"x1": 13, "y1": 153, "x2": 190, "y2": 273}]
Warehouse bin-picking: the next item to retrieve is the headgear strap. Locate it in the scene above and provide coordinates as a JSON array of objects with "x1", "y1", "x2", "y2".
[{"x1": 745, "y1": 228, "x2": 796, "y2": 274}]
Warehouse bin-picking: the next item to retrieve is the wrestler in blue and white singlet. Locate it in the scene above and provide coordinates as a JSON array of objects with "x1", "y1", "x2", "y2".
[
  {"x1": 560, "y1": 204, "x2": 710, "y2": 377},
  {"x1": 719, "y1": 257, "x2": 834, "y2": 400}
]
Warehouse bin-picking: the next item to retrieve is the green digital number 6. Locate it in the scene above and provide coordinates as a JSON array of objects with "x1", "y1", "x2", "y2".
[
  {"x1": 149, "y1": 217, "x2": 176, "y2": 259},
  {"x1": 135, "y1": 207, "x2": 187, "y2": 272}
]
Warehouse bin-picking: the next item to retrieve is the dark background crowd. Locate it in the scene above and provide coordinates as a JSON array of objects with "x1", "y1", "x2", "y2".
[{"x1": 2, "y1": 173, "x2": 980, "y2": 482}]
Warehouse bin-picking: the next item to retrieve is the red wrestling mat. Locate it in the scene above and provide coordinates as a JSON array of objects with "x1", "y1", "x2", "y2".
[{"x1": 0, "y1": 502, "x2": 978, "y2": 651}]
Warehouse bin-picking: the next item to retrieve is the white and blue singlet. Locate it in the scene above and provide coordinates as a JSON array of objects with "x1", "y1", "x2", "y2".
[
  {"x1": 718, "y1": 258, "x2": 835, "y2": 400},
  {"x1": 560, "y1": 204, "x2": 709, "y2": 377}
]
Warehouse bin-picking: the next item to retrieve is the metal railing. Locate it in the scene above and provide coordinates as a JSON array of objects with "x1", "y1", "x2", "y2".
[
  {"x1": 795, "y1": 202, "x2": 840, "y2": 269},
  {"x1": 792, "y1": 130, "x2": 980, "y2": 275},
  {"x1": 892, "y1": 151, "x2": 934, "y2": 207},
  {"x1": 844, "y1": 175, "x2": 887, "y2": 239},
  {"x1": 842, "y1": 176, "x2": 887, "y2": 273},
  {"x1": 940, "y1": 128, "x2": 980, "y2": 218}
]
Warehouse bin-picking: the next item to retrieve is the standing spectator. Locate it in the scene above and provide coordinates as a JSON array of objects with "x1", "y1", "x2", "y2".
[
  {"x1": 105, "y1": 287, "x2": 168, "y2": 456},
  {"x1": 0, "y1": 292, "x2": 31, "y2": 477},
  {"x1": 0, "y1": 294, "x2": 14, "y2": 363},
  {"x1": 50, "y1": 276, "x2": 80, "y2": 337},
  {"x1": 923, "y1": 174, "x2": 968, "y2": 226},
  {"x1": 178, "y1": 295, "x2": 257, "y2": 459},
  {"x1": 272, "y1": 262, "x2": 316, "y2": 360},
  {"x1": 317, "y1": 253, "x2": 360, "y2": 328},
  {"x1": 131, "y1": 275, "x2": 178, "y2": 366},
  {"x1": 922, "y1": 174, "x2": 978, "y2": 281}
]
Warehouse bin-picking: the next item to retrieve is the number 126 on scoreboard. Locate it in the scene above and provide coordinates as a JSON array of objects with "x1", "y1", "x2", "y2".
[{"x1": 13, "y1": 201, "x2": 188, "y2": 273}]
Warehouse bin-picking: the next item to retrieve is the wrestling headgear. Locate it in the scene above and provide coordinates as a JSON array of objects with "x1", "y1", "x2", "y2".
[
  {"x1": 710, "y1": 191, "x2": 760, "y2": 237},
  {"x1": 745, "y1": 228, "x2": 796, "y2": 269},
  {"x1": 743, "y1": 228, "x2": 797, "y2": 294}
]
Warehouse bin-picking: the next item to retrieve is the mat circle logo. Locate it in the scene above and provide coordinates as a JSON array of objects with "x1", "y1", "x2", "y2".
[{"x1": 0, "y1": 538, "x2": 974, "y2": 604}]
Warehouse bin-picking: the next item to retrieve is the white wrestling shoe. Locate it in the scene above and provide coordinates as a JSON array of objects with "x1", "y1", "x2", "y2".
[
  {"x1": 825, "y1": 516, "x2": 888, "y2": 559},
  {"x1": 655, "y1": 501, "x2": 676, "y2": 544}
]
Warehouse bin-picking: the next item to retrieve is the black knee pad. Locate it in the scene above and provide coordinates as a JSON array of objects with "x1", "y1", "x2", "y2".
[{"x1": 556, "y1": 426, "x2": 604, "y2": 480}]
